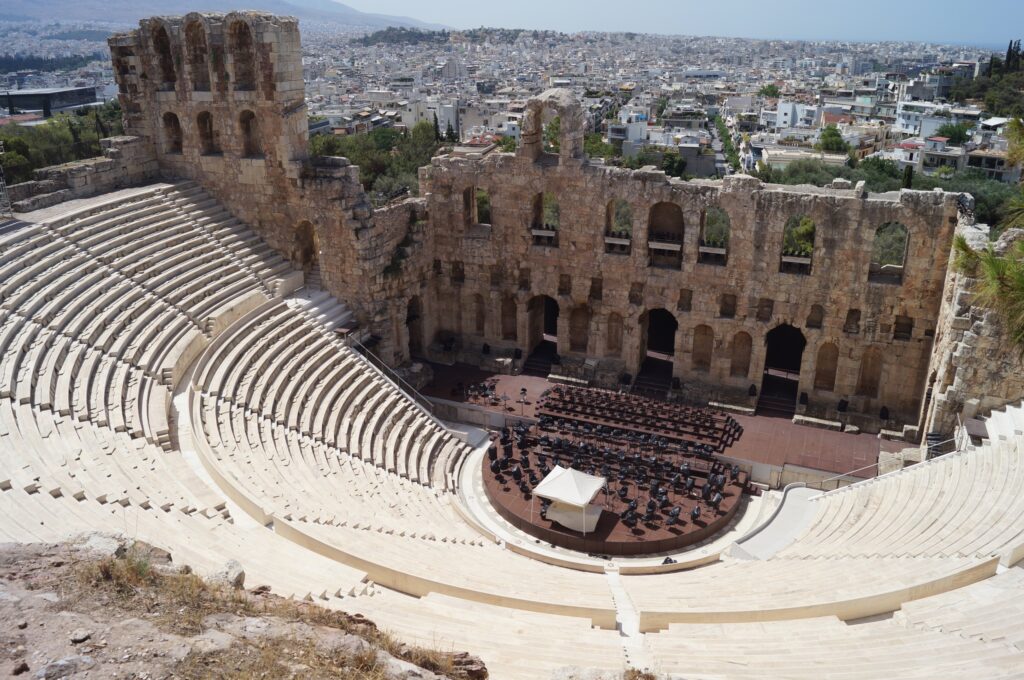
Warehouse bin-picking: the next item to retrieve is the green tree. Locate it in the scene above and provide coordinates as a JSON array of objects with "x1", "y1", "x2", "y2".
[
  {"x1": 432, "y1": 113, "x2": 441, "y2": 141},
  {"x1": 902, "y1": 165, "x2": 914, "y2": 189},
  {"x1": 661, "y1": 153, "x2": 686, "y2": 178},
  {"x1": 713, "y1": 116, "x2": 740, "y2": 171},
  {"x1": 445, "y1": 121, "x2": 458, "y2": 142},
  {"x1": 934, "y1": 121, "x2": 973, "y2": 145},
  {"x1": 783, "y1": 216, "x2": 816, "y2": 257},
  {"x1": 497, "y1": 135, "x2": 517, "y2": 152},
  {"x1": 758, "y1": 84, "x2": 781, "y2": 98},
  {"x1": 584, "y1": 132, "x2": 617, "y2": 159},
  {"x1": 543, "y1": 116, "x2": 560, "y2": 153},
  {"x1": 816, "y1": 125, "x2": 849, "y2": 153}
]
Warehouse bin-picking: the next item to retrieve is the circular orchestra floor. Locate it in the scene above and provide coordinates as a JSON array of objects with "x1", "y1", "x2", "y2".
[{"x1": 481, "y1": 426, "x2": 748, "y2": 556}]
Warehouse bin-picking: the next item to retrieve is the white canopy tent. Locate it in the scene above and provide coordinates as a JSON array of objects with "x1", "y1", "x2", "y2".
[{"x1": 532, "y1": 466, "x2": 607, "y2": 534}]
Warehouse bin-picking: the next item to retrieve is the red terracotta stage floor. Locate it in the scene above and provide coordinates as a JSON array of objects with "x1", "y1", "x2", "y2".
[{"x1": 423, "y1": 362, "x2": 897, "y2": 479}]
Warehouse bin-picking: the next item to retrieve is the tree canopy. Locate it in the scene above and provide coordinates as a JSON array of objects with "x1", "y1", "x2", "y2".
[
  {"x1": 934, "y1": 122, "x2": 973, "y2": 145},
  {"x1": 816, "y1": 125, "x2": 849, "y2": 153},
  {"x1": 954, "y1": 235, "x2": 1024, "y2": 357},
  {"x1": 758, "y1": 84, "x2": 781, "y2": 98},
  {"x1": 309, "y1": 121, "x2": 442, "y2": 205},
  {"x1": 0, "y1": 101, "x2": 123, "y2": 184},
  {"x1": 782, "y1": 216, "x2": 816, "y2": 257}
]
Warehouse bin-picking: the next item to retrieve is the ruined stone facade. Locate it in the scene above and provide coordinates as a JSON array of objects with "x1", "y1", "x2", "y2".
[
  {"x1": 925, "y1": 224, "x2": 1024, "y2": 435},
  {"x1": 91, "y1": 13, "x2": 1019, "y2": 438}
]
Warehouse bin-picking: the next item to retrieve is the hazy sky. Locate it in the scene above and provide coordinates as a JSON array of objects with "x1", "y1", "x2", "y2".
[{"x1": 342, "y1": 0, "x2": 1018, "y2": 47}]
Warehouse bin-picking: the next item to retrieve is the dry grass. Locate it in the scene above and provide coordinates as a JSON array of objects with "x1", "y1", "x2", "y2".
[
  {"x1": 63, "y1": 543, "x2": 463, "y2": 678},
  {"x1": 623, "y1": 669, "x2": 657, "y2": 680},
  {"x1": 176, "y1": 636, "x2": 392, "y2": 679}
]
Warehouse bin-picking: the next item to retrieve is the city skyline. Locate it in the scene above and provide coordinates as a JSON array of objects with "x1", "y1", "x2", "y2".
[{"x1": 341, "y1": 0, "x2": 1018, "y2": 48}]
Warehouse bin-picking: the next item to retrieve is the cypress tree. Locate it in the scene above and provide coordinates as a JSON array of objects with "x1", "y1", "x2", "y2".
[{"x1": 432, "y1": 112, "x2": 441, "y2": 141}]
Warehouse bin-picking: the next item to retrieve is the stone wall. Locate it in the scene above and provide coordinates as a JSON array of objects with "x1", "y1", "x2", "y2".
[
  {"x1": 404, "y1": 109, "x2": 959, "y2": 429},
  {"x1": 103, "y1": 17, "x2": 982, "y2": 435},
  {"x1": 9, "y1": 136, "x2": 158, "y2": 212},
  {"x1": 108, "y1": 13, "x2": 396, "y2": 336},
  {"x1": 924, "y1": 223, "x2": 1024, "y2": 436}
]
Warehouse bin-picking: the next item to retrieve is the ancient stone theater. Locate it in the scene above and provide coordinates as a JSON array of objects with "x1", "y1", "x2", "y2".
[{"x1": 1, "y1": 11, "x2": 1023, "y2": 679}]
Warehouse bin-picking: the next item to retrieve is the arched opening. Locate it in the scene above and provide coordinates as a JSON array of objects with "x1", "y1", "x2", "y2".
[
  {"x1": 856, "y1": 347, "x2": 883, "y2": 398},
  {"x1": 806, "y1": 304, "x2": 824, "y2": 329},
  {"x1": 473, "y1": 294, "x2": 486, "y2": 335},
  {"x1": 530, "y1": 192, "x2": 559, "y2": 246},
  {"x1": 636, "y1": 309, "x2": 679, "y2": 395},
  {"x1": 698, "y1": 207, "x2": 730, "y2": 266},
  {"x1": 229, "y1": 21, "x2": 257, "y2": 91},
  {"x1": 692, "y1": 324, "x2": 714, "y2": 373},
  {"x1": 292, "y1": 221, "x2": 318, "y2": 272},
  {"x1": 869, "y1": 222, "x2": 909, "y2": 284},
  {"x1": 501, "y1": 296, "x2": 517, "y2": 341},
  {"x1": 518, "y1": 98, "x2": 584, "y2": 162},
  {"x1": 759, "y1": 323, "x2": 807, "y2": 417},
  {"x1": 162, "y1": 112, "x2": 183, "y2": 154},
  {"x1": 814, "y1": 342, "x2": 839, "y2": 392},
  {"x1": 151, "y1": 25, "x2": 176, "y2": 90},
  {"x1": 606, "y1": 312, "x2": 623, "y2": 357},
  {"x1": 780, "y1": 215, "x2": 816, "y2": 275},
  {"x1": 569, "y1": 305, "x2": 591, "y2": 353},
  {"x1": 184, "y1": 21, "x2": 211, "y2": 91},
  {"x1": 525, "y1": 295, "x2": 559, "y2": 376},
  {"x1": 648, "y1": 202, "x2": 684, "y2": 269},
  {"x1": 730, "y1": 331, "x2": 752, "y2": 378},
  {"x1": 239, "y1": 110, "x2": 262, "y2": 157},
  {"x1": 406, "y1": 296, "x2": 424, "y2": 357},
  {"x1": 197, "y1": 111, "x2": 219, "y2": 155},
  {"x1": 605, "y1": 199, "x2": 632, "y2": 255}
]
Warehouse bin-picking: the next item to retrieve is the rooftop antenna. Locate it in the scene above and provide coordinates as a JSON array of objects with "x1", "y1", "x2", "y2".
[{"x1": 0, "y1": 141, "x2": 13, "y2": 219}]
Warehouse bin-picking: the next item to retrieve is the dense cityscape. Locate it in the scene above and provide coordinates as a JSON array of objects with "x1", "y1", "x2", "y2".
[{"x1": 2, "y1": 4, "x2": 1024, "y2": 678}]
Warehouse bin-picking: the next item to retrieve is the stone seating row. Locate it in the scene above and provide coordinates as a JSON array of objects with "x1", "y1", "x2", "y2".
[
  {"x1": 645, "y1": 612, "x2": 1024, "y2": 679},
  {"x1": 0, "y1": 182, "x2": 312, "y2": 449},
  {"x1": 779, "y1": 406, "x2": 1024, "y2": 564},
  {"x1": 339, "y1": 589, "x2": 626, "y2": 680},
  {"x1": 192, "y1": 299, "x2": 469, "y2": 492},
  {"x1": 0, "y1": 476, "x2": 369, "y2": 602},
  {"x1": 197, "y1": 395, "x2": 479, "y2": 542}
]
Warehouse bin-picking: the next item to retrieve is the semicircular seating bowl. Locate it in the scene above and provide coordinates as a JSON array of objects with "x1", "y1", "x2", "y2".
[{"x1": 3, "y1": 181, "x2": 1024, "y2": 679}]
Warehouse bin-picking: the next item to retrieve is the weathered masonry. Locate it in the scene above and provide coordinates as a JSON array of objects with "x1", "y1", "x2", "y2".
[{"x1": 88, "y1": 13, "x2": 1017, "y2": 438}]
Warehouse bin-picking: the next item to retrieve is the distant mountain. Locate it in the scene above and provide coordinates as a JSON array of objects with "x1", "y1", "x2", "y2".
[{"x1": 2, "y1": 0, "x2": 444, "y2": 30}]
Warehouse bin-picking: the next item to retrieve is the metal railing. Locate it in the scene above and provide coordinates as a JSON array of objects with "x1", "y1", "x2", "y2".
[
  {"x1": 346, "y1": 336, "x2": 443, "y2": 426},
  {"x1": 807, "y1": 421, "x2": 971, "y2": 494}
]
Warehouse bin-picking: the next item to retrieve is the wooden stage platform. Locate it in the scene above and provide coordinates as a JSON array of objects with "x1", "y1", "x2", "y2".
[{"x1": 422, "y1": 361, "x2": 899, "y2": 480}]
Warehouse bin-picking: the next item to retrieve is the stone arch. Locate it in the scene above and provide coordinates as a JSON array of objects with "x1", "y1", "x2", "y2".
[
  {"x1": 291, "y1": 221, "x2": 318, "y2": 271},
  {"x1": 228, "y1": 19, "x2": 257, "y2": 91},
  {"x1": 856, "y1": 346, "x2": 884, "y2": 398},
  {"x1": 162, "y1": 112, "x2": 183, "y2": 154},
  {"x1": 806, "y1": 304, "x2": 824, "y2": 329},
  {"x1": 184, "y1": 18, "x2": 211, "y2": 91},
  {"x1": 814, "y1": 342, "x2": 839, "y2": 391},
  {"x1": 530, "y1": 192, "x2": 559, "y2": 246},
  {"x1": 239, "y1": 110, "x2": 262, "y2": 157},
  {"x1": 569, "y1": 305, "x2": 591, "y2": 353},
  {"x1": 473, "y1": 294, "x2": 486, "y2": 335},
  {"x1": 780, "y1": 214, "x2": 816, "y2": 275},
  {"x1": 150, "y1": 23, "x2": 176, "y2": 90},
  {"x1": 517, "y1": 88, "x2": 585, "y2": 163},
  {"x1": 730, "y1": 331, "x2": 752, "y2": 378},
  {"x1": 501, "y1": 296, "x2": 517, "y2": 341},
  {"x1": 648, "y1": 202, "x2": 684, "y2": 269},
  {"x1": 648, "y1": 202, "x2": 684, "y2": 241},
  {"x1": 869, "y1": 221, "x2": 910, "y2": 284},
  {"x1": 699, "y1": 207, "x2": 730, "y2": 266},
  {"x1": 692, "y1": 324, "x2": 714, "y2": 372},
  {"x1": 606, "y1": 199, "x2": 632, "y2": 236},
  {"x1": 197, "y1": 111, "x2": 219, "y2": 155},
  {"x1": 606, "y1": 312, "x2": 623, "y2": 357}
]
